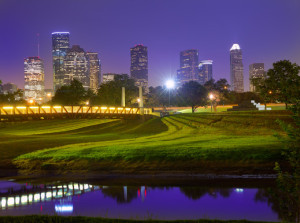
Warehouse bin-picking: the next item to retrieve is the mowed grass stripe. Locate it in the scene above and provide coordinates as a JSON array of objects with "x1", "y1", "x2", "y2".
[{"x1": 14, "y1": 113, "x2": 285, "y2": 165}]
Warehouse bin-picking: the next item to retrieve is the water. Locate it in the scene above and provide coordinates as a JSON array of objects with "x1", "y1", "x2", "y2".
[{"x1": 0, "y1": 180, "x2": 281, "y2": 221}]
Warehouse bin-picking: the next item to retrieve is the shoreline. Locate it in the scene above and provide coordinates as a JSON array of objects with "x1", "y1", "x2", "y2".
[{"x1": 0, "y1": 216, "x2": 279, "y2": 223}]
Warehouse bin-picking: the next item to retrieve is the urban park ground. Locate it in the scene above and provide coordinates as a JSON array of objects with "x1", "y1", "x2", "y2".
[{"x1": 0, "y1": 104, "x2": 291, "y2": 177}]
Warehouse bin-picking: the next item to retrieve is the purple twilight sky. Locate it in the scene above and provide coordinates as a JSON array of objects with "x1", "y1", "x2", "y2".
[{"x1": 0, "y1": 0, "x2": 299, "y2": 91}]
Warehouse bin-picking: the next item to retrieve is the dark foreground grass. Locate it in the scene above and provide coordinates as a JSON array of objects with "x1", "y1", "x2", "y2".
[
  {"x1": 0, "y1": 110, "x2": 293, "y2": 175},
  {"x1": 0, "y1": 216, "x2": 279, "y2": 223}
]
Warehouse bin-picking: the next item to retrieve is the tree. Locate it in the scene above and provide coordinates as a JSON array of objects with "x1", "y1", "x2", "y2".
[
  {"x1": 267, "y1": 60, "x2": 300, "y2": 109},
  {"x1": 52, "y1": 79, "x2": 86, "y2": 105},
  {"x1": 0, "y1": 89, "x2": 25, "y2": 105},
  {"x1": 251, "y1": 76, "x2": 273, "y2": 109},
  {"x1": 96, "y1": 74, "x2": 138, "y2": 106},
  {"x1": 177, "y1": 81, "x2": 208, "y2": 113},
  {"x1": 204, "y1": 78, "x2": 230, "y2": 106},
  {"x1": 146, "y1": 86, "x2": 170, "y2": 107},
  {"x1": 274, "y1": 100, "x2": 300, "y2": 222}
]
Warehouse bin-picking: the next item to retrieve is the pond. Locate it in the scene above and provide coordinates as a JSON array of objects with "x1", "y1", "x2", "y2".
[{"x1": 0, "y1": 179, "x2": 281, "y2": 221}]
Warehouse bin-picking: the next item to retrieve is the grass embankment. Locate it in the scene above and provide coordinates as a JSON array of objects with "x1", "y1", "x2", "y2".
[
  {"x1": 8, "y1": 110, "x2": 292, "y2": 175},
  {"x1": 0, "y1": 216, "x2": 278, "y2": 223}
]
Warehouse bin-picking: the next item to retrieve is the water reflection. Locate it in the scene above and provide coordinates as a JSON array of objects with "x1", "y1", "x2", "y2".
[
  {"x1": 0, "y1": 181, "x2": 282, "y2": 221},
  {"x1": 180, "y1": 187, "x2": 233, "y2": 200}
]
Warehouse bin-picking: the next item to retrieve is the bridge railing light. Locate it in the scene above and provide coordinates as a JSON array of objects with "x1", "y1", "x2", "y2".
[{"x1": 3, "y1": 107, "x2": 13, "y2": 109}]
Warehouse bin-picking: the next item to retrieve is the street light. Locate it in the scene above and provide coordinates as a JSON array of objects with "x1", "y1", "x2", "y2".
[
  {"x1": 209, "y1": 93, "x2": 214, "y2": 112},
  {"x1": 28, "y1": 99, "x2": 35, "y2": 105},
  {"x1": 165, "y1": 79, "x2": 175, "y2": 106}
]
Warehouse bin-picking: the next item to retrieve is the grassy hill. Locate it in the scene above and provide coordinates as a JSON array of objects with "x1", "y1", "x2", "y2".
[{"x1": 2, "y1": 110, "x2": 291, "y2": 175}]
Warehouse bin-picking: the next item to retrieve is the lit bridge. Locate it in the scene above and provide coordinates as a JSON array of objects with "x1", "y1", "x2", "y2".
[{"x1": 0, "y1": 106, "x2": 152, "y2": 121}]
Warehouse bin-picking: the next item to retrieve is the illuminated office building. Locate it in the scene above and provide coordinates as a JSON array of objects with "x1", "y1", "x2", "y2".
[
  {"x1": 64, "y1": 45, "x2": 89, "y2": 90},
  {"x1": 198, "y1": 60, "x2": 213, "y2": 85},
  {"x1": 177, "y1": 49, "x2": 199, "y2": 85},
  {"x1": 230, "y1": 44, "x2": 244, "y2": 92},
  {"x1": 24, "y1": 57, "x2": 45, "y2": 102},
  {"x1": 249, "y1": 63, "x2": 265, "y2": 92},
  {"x1": 130, "y1": 44, "x2": 148, "y2": 91},
  {"x1": 102, "y1": 73, "x2": 127, "y2": 84},
  {"x1": 86, "y1": 52, "x2": 101, "y2": 92},
  {"x1": 52, "y1": 32, "x2": 70, "y2": 92}
]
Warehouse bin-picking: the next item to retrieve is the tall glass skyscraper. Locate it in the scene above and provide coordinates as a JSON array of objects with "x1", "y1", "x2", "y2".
[
  {"x1": 198, "y1": 60, "x2": 213, "y2": 85},
  {"x1": 177, "y1": 49, "x2": 199, "y2": 85},
  {"x1": 230, "y1": 44, "x2": 244, "y2": 92},
  {"x1": 64, "y1": 45, "x2": 90, "y2": 90},
  {"x1": 24, "y1": 57, "x2": 45, "y2": 103},
  {"x1": 52, "y1": 32, "x2": 70, "y2": 92},
  {"x1": 130, "y1": 44, "x2": 148, "y2": 90},
  {"x1": 86, "y1": 52, "x2": 101, "y2": 92},
  {"x1": 249, "y1": 63, "x2": 265, "y2": 92}
]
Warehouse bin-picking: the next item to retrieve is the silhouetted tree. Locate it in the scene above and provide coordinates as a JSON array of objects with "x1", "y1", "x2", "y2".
[
  {"x1": 146, "y1": 86, "x2": 170, "y2": 107},
  {"x1": 204, "y1": 78, "x2": 230, "y2": 106},
  {"x1": 274, "y1": 101, "x2": 300, "y2": 222},
  {"x1": 0, "y1": 89, "x2": 25, "y2": 105},
  {"x1": 177, "y1": 81, "x2": 208, "y2": 113},
  {"x1": 52, "y1": 79, "x2": 86, "y2": 105},
  {"x1": 266, "y1": 60, "x2": 300, "y2": 109},
  {"x1": 96, "y1": 74, "x2": 138, "y2": 106}
]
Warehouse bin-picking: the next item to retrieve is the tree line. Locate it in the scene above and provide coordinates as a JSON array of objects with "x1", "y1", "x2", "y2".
[{"x1": 1, "y1": 60, "x2": 299, "y2": 111}]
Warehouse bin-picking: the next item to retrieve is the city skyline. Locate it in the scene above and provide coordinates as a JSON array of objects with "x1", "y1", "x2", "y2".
[{"x1": 0, "y1": 0, "x2": 300, "y2": 91}]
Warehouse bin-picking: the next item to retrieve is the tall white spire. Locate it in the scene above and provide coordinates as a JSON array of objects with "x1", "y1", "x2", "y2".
[{"x1": 230, "y1": 44, "x2": 241, "y2": 51}]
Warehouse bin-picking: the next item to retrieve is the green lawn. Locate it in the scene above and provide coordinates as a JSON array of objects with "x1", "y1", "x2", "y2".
[{"x1": 5, "y1": 111, "x2": 291, "y2": 174}]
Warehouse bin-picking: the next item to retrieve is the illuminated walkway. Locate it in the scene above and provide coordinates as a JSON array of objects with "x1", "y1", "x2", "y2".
[{"x1": 0, "y1": 106, "x2": 152, "y2": 121}]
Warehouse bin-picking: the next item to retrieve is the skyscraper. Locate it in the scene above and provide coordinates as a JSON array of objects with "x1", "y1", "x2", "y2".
[
  {"x1": 24, "y1": 57, "x2": 45, "y2": 102},
  {"x1": 130, "y1": 45, "x2": 148, "y2": 90},
  {"x1": 177, "y1": 49, "x2": 199, "y2": 85},
  {"x1": 102, "y1": 73, "x2": 128, "y2": 84},
  {"x1": 87, "y1": 52, "x2": 101, "y2": 92},
  {"x1": 198, "y1": 60, "x2": 213, "y2": 85},
  {"x1": 249, "y1": 63, "x2": 265, "y2": 92},
  {"x1": 230, "y1": 44, "x2": 244, "y2": 92},
  {"x1": 64, "y1": 45, "x2": 89, "y2": 90},
  {"x1": 52, "y1": 32, "x2": 70, "y2": 92}
]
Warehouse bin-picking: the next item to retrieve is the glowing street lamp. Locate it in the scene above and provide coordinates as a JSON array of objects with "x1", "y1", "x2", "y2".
[
  {"x1": 85, "y1": 101, "x2": 89, "y2": 106},
  {"x1": 28, "y1": 99, "x2": 34, "y2": 105},
  {"x1": 166, "y1": 80, "x2": 175, "y2": 89},
  {"x1": 209, "y1": 93, "x2": 214, "y2": 112},
  {"x1": 165, "y1": 79, "x2": 175, "y2": 106}
]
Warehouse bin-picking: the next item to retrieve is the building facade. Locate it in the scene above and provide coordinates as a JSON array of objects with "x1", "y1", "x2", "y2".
[
  {"x1": 102, "y1": 73, "x2": 128, "y2": 84},
  {"x1": 52, "y1": 32, "x2": 70, "y2": 92},
  {"x1": 24, "y1": 57, "x2": 45, "y2": 102},
  {"x1": 230, "y1": 44, "x2": 244, "y2": 92},
  {"x1": 198, "y1": 60, "x2": 213, "y2": 85},
  {"x1": 249, "y1": 63, "x2": 265, "y2": 92},
  {"x1": 64, "y1": 45, "x2": 90, "y2": 90},
  {"x1": 130, "y1": 45, "x2": 148, "y2": 91},
  {"x1": 86, "y1": 52, "x2": 101, "y2": 92},
  {"x1": 177, "y1": 49, "x2": 199, "y2": 86}
]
